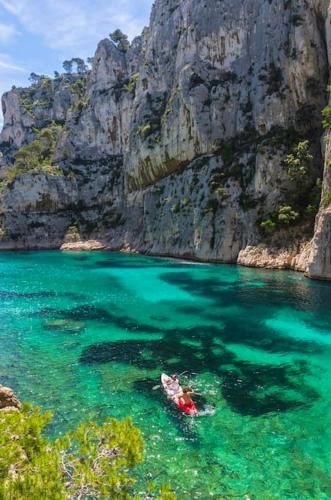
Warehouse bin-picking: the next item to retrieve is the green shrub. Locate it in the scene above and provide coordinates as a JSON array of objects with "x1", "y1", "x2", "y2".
[
  {"x1": 171, "y1": 203, "x2": 180, "y2": 214},
  {"x1": 20, "y1": 97, "x2": 34, "y2": 115},
  {"x1": 215, "y1": 187, "x2": 228, "y2": 201},
  {"x1": 181, "y1": 196, "x2": 190, "y2": 207},
  {"x1": 4, "y1": 124, "x2": 64, "y2": 184},
  {"x1": 260, "y1": 205, "x2": 299, "y2": 234},
  {"x1": 304, "y1": 204, "x2": 319, "y2": 217},
  {"x1": 322, "y1": 106, "x2": 331, "y2": 130},
  {"x1": 285, "y1": 140, "x2": 313, "y2": 185},
  {"x1": 41, "y1": 76, "x2": 52, "y2": 89},
  {"x1": 322, "y1": 191, "x2": 331, "y2": 207},
  {"x1": 122, "y1": 73, "x2": 140, "y2": 94},
  {"x1": 76, "y1": 98, "x2": 89, "y2": 111},
  {"x1": 260, "y1": 219, "x2": 277, "y2": 234},
  {"x1": 137, "y1": 123, "x2": 152, "y2": 138},
  {"x1": 277, "y1": 205, "x2": 299, "y2": 224},
  {"x1": 67, "y1": 224, "x2": 80, "y2": 237},
  {"x1": 0, "y1": 404, "x2": 175, "y2": 499},
  {"x1": 69, "y1": 78, "x2": 87, "y2": 98},
  {"x1": 109, "y1": 29, "x2": 130, "y2": 52}
]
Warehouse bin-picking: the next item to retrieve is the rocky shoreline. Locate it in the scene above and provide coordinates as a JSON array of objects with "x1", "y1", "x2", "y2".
[
  {"x1": 0, "y1": 234, "x2": 329, "y2": 280},
  {"x1": 0, "y1": 385, "x2": 21, "y2": 412},
  {"x1": 52, "y1": 238, "x2": 321, "y2": 278}
]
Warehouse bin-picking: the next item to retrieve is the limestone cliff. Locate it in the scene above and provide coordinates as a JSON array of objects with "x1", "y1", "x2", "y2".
[
  {"x1": 0, "y1": 0, "x2": 330, "y2": 278},
  {"x1": 307, "y1": 1, "x2": 331, "y2": 280}
]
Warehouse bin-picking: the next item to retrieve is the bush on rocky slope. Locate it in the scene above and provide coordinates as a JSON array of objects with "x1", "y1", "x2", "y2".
[
  {"x1": 4, "y1": 124, "x2": 64, "y2": 185},
  {"x1": 0, "y1": 404, "x2": 175, "y2": 499}
]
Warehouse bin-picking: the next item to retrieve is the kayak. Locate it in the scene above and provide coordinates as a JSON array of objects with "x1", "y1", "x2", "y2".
[{"x1": 161, "y1": 373, "x2": 198, "y2": 416}]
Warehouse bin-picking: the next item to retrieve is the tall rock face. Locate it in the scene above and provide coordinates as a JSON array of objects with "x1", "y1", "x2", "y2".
[
  {"x1": 307, "y1": 1, "x2": 331, "y2": 280},
  {"x1": 0, "y1": 0, "x2": 330, "y2": 276}
]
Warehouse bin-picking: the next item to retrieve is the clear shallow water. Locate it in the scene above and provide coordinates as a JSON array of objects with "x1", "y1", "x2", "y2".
[{"x1": 1, "y1": 251, "x2": 331, "y2": 498}]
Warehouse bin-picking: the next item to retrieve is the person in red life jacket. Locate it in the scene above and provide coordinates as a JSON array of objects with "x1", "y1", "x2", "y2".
[{"x1": 179, "y1": 387, "x2": 195, "y2": 409}]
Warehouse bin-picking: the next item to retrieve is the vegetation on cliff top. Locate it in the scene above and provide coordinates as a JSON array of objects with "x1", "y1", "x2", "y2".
[{"x1": 0, "y1": 404, "x2": 175, "y2": 499}]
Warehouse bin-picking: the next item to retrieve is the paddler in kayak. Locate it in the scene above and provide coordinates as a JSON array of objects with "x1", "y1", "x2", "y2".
[
  {"x1": 179, "y1": 387, "x2": 195, "y2": 410},
  {"x1": 164, "y1": 374, "x2": 181, "y2": 398}
]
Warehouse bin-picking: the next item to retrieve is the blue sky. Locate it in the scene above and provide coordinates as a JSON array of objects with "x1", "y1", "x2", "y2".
[{"x1": 0, "y1": 0, "x2": 154, "y2": 127}]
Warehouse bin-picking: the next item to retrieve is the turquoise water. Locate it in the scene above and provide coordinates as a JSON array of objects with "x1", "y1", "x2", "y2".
[{"x1": 1, "y1": 251, "x2": 331, "y2": 498}]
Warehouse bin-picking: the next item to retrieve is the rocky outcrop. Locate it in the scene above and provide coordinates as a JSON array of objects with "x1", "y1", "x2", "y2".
[
  {"x1": 0, "y1": 385, "x2": 21, "y2": 412},
  {"x1": 238, "y1": 241, "x2": 312, "y2": 272},
  {"x1": 60, "y1": 240, "x2": 106, "y2": 251},
  {"x1": 0, "y1": 0, "x2": 330, "y2": 278}
]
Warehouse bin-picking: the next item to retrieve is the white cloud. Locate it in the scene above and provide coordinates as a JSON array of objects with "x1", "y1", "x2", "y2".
[
  {"x1": 0, "y1": 0, "x2": 153, "y2": 129},
  {"x1": 0, "y1": 23, "x2": 18, "y2": 43},
  {"x1": 0, "y1": 52, "x2": 24, "y2": 71},
  {"x1": 0, "y1": 0, "x2": 20, "y2": 15},
  {"x1": 0, "y1": 0, "x2": 153, "y2": 56},
  {"x1": 0, "y1": 0, "x2": 22, "y2": 14}
]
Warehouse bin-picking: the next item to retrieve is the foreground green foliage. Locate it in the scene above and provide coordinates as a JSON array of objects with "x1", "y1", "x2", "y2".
[
  {"x1": 0, "y1": 405, "x2": 175, "y2": 499},
  {"x1": 4, "y1": 124, "x2": 64, "y2": 185}
]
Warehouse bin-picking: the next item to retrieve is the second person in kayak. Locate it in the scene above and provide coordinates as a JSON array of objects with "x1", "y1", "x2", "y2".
[{"x1": 165, "y1": 374, "x2": 181, "y2": 398}]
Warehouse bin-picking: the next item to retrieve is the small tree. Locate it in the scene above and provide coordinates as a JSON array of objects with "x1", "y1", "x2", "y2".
[
  {"x1": 54, "y1": 70, "x2": 60, "y2": 79},
  {"x1": 29, "y1": 72, "x2": 44, "y2": 85},
  {"x1": 109, "y1": 29, "x2": 130, "y2": 52},
  {"x1": 260, "y1": 219, "x2": 277, "y2": 234},
  {"x1": 63, "y1": 58, "x2": 88, "y2": 75},
  {"x1": 277, "y1": 205, "x2": 299, "y2": 224},
  {"x1": 63, "y1": 59, "x2": 73, "y2": 74},
  {"x1": 285, "y1": 140, "x2": 313, "y2": 186},
  {"x1": 72, "y1": 57, "x2": 88, "y2": 74}
]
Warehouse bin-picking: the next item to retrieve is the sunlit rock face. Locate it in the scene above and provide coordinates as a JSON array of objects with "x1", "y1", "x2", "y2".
[
  {"x1": 0, "y1": 0, "x2": 330, "y2": 276},
  {"x1": 305, "y1": 2, "x2": 331, "y2": 281},
  {"x1": 308, "y1": 128, "x2": 331, "y2": 280}
]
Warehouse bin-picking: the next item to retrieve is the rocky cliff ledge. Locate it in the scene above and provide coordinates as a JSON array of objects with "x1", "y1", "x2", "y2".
[
  {"x1": 0, "y1": 0, "x2": 330, "y2": 278},
  {"x1": 0, "y1": 385, "x2": 21, "y2": 412}
]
